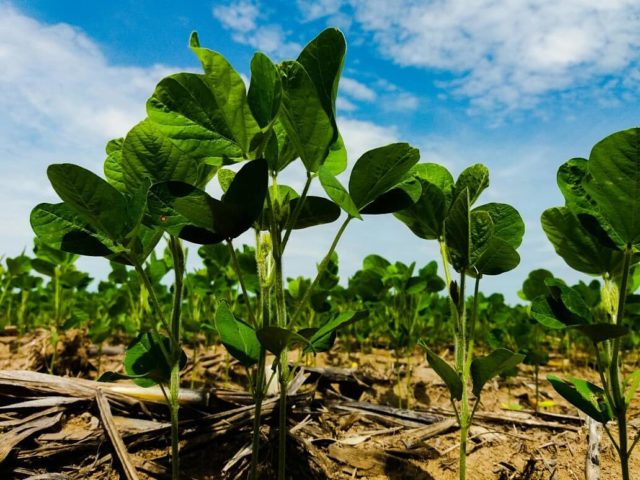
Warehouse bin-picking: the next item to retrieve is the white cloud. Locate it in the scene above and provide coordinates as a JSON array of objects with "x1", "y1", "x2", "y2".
[
  {"x1": 341, "y1": 77, "x2": 376, "y2": 101},
  {"x1": 381, "y1": 91, "x2": 420, "y2": 112},
  {"x1": 0, "y1": 4, "x2": 179, "y2": 258},
  {"x1": 304, "y1": 0, "x2": 640, "y2": 111},
  {"x1": 213, "y1": 1, "x2": 301, "y2": 57}
]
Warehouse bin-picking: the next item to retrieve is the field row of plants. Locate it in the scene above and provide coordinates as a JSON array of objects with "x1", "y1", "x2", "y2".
[{"x1": 5, "y1": 26, "x2": 640, "y2": 480}]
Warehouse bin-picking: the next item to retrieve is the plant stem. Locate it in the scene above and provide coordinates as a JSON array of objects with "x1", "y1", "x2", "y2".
[
  {"x1": 227, "y1": 240, "x2": 258, "y2": 328},
  {"x1": 289, "y1": 216, "x2": 352, "y2": 327},
  {"x1": 168, "y1": 236, "x2": 185, "y2": 480},
  {"x1": 280, "y1": 173, "x2": 313, "y2": 252}
]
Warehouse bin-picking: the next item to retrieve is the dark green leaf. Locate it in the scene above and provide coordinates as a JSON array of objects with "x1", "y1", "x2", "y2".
[
  {"x1": 124, "y1": 332, "x2": 187, "y2": 388},
  {"x1": 248, "y1": 52, "x2": 282, "y2": 128},
  {"x1": 453, "y1": 164, "x2": 489, "y2": 206},
  {"x1": 318, "y1": 166, "x2": 361, "y2": 219},
  {"x1": 279, "y1": 60, "x2": 335, "y2": 172},
  {"x1": 420, "y1": 342, "x2": 462, "y2": 401},
  {"x1": 257, "y1": 327, "x2": 309, "y2": 356},
  {"x1": 547, "y1": 375, "x2": 612, "y2": 423},
  {"x1": 47, "y1": 164, "x2": 129, "y2": 240},
  {"x1": 215, "y1": 303, "x2": 260, "y2": 367},
  {"x1": 471, "y1": 348, "x2": 525, "y2": 397},
  {"x1": 349, "y1": 143, "x2": 420, "y2": 210},
  {"x1": 289, "y1": 196, "x2": 340, "y2": 229}
]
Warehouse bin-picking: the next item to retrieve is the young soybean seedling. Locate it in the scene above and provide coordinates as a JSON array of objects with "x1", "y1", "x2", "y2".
[
  {"x1": 532, "y1": 128, "x2": 640, "y2": 480},
  {"x1": 395, "y1": 163, "x2": 525, "y2": 480}
]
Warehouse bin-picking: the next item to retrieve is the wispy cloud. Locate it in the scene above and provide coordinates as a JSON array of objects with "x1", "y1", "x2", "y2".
[
  {"x1": 0, "y1": 4, "x2": 178, "y2": 257},
  {"x1": 303, "y1": 0, "x2": 640, "y2": 112},
  {"x1": 341, "y1": 77, "x2": 376, "y2": 102},
  {"x1": 213, "y1": 1, "x2": 301, "y2": 57}
]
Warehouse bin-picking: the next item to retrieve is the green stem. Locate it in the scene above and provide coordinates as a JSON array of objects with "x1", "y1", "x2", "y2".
[
  {"x1": 289, "y1": 216, "x2": 352, "y2": 328},
  {"x1": 280, "y1": 173, "x2": 313, "y2": 252},
  {"x1": 249, "y1": 349, "x2": 266, "y2": 480},
  {"x1": 227, "y1": 240, "x2": 258, "y2": 328},
  {"x1": 168, "y1": 236, "x2": 185, "y2": 480}
]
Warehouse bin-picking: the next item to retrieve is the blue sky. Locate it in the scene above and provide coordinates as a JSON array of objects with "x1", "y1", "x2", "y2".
[{"x1": 2, "y1": 1, "x2": 639, "y2": 302}]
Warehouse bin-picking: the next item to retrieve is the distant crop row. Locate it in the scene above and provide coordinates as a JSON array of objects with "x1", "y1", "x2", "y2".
[{"x1": 11, "y1": 27, "x2": 640, "y2": 480}]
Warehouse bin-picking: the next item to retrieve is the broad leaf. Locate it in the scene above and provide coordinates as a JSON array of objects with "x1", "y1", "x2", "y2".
[
  {"x1": 121, "y1": 119, "x2": 202, "y2": 192},
  {"x1": 453, "y1": 164, "x2": 489, "y2": 206},
  {"x1": 548, "y1": 375, "x2": 613, "y2": 423},
  {"x1": 360, "y1": 176, "x2": 421, "y2": 214},
  {"x1": 279, "y1": 60, "x2": 335, "y2": 172},
  {"x1": 318, "y1": 166, "x2": 361, "y2": 219},
  {"x1": 248, "y1": 52, "x2": 282, "y2": 129},
  {"x1": 124, "y1": 332, "x2": 187, "y2": 388},
  {"x1": 572, "y1": 323, "x2": 629, "y2": 343},
  {"x1": 471, "y1": 348, "x2": 524, "y2": 397},
  {"x1": 215, "y1": 303, "x2": 260, "y2": 367},
  {"x1": 47, "y1": 164, "x2": 129, "y2": 240},
  {"x1": 445, "y1": 189, "x2": 470, "y2": 270},
  {"x1": 289, "y1": 196, "x2": 340, "y2": 229},
  {"x1": 147, "y1": 73, "x2": 245, "y2": 162},
  {"x1": 584, "y1": 128, "x2": 640, "y2": 245},
  {"x1": 421, "y1": 342, "x2": 462, "y2": 401},
  {"x1": 297, "y1": 27, "x2": 345, "y2": 135},
  {"x1": 349, "y1": 143, "x2": 420, "y2": 210},
  {"x1": 257, "y1": 327, "x2": 309, "y2": 356},
  {"x1": 31, "y1": 203, "x2": 117, "y2": 257},
  {"x1": 303, "y1": 311, "x2": 366, "y2": 353},
  {"x1": 542, "y1": 207, "x2": 622, "y2": 275},
  {"x1": 474, "y1": 203, "x2": 524, "y2": 249}
]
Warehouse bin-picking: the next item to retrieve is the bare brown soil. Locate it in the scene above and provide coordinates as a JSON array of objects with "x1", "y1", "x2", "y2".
[{"x1": 1, "y1": 328, "x2": 639, "y2": 479}]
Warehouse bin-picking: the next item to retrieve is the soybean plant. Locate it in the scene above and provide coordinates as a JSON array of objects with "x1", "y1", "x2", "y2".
[
  {"x1": 395, "y1": 163, "x2": 525, "y2": 480},
  {"x1": 532, "y1": 128, "x2": 640, "y2": 480}
]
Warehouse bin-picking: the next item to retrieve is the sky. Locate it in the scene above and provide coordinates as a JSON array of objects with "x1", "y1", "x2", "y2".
[{"x1": 1, "y1": 0, "x2": 639, "y2": 303}]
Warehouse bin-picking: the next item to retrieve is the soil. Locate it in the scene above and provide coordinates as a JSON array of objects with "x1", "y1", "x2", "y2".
[{"x1": 1, "y1": 328, "x2": 639, "y2": 479}]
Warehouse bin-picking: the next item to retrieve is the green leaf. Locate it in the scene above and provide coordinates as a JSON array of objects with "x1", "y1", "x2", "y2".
[
  {"x1": 531, "y1": 296, "x2": 571, "y2": 330},
  {"x1": 297, "y1": 28, "x2": 345, "y2": 134},
  {"x1": 220, "y1": 159, "x2": 269, "y2": 236},
  {"x1": 47, "y1": 164, "x2": 129, "y2": 240},
  {"x1": 420, "y1": 342, "x2": 462, "y2": 401},
  {"x1": 147, "y1": 181, "x2": 223, "y2": 244},
  {"x1": 521, "y1": 269, "x2": 554, "y2": 302},
  {"x1": 148, "y1": 159, "x2": 267, "y2": 243},
  {"x1": 121, "y1": 119, "x2": 202, "y2": 192},
  {"x1": 104, "y1": 138, "x2": 127, "y2": 193},
  {"x1": 583, "y1": 128, "x2": 640, "y2": 245},
  {"x1": 31, "y1": 203, "x2": 117, "y2": 257},
  {"x1": 445, "y1": 189, "x2": 470, "y2": 270},
  {"x1": 318, "y1": 166, "x2": 361, "y2": 219},
  {"x1": 472, "y1": 238, "x2": 521, "y2": 276},
  {"x1": 547, "y1": 375, "x2": 613, "y2": 423},
  {"x1": 541, "y1": 207, "x2": 622, "y2": 275},
  {"x1": 349, "y1": 143, "x2": 420, "y2": 210},
  {"x1": 147, "y1": 73, "x2": 245, "y2": 162},
  {"x1": 279, "y1": 60, "x2": 335, "y2": 172},
  {"x1": 248, "y1": 52, "x2": 282, "y2": 129},
  {"x1": 124, "y1": 332, "x2": 187, "y2": 388},
  {"x1": 469, "y1": 210, "x2": 494, "y2": 266},
  {"x1": 257, "y1": 327, "x2": 309, "y2": 356},
  {"x1": 323, "y1": 134, "x2": 348, "y2": 175},
  {"x1": 571, "y1": 323, "x2": 628, "y2": 343},
  {"x1": 217, "y1": 168, "x2": 236, "y2": 192},
  {"x1": 303, "y1": 311, "x2": 366, "y2": 353},
  {"x1": 289, "y1": 196, "x2": 340, "y2": 229},
  {"x1": 474, "y1": 203, "x2": 524, "y2": 249},
  {"x1": 215, "y1": 303, "x2": 260, "y2": 367},
  {"x1": 453, "y1": 164, "x2": 489, "y2": 206},
  {"x1": 360, "y1": 176, "x2": 421, "y2": 215},
  {"x1": 471, "y1": 348, "x2": 525, "y2": 397}
]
